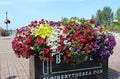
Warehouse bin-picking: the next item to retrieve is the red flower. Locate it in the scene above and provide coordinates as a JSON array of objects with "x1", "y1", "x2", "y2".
[
  {"x1": 12, "y1": 39, "x2": 19, "y2": 47},
  {"x1": 25, "y1": 37, "x2": 33, "y2": 45},
  {"x1": 110, "y1": 40, "x2": 115, "y2": 45},
  {"x1": 63, "y1": 28, "x2": 68, "y2": 34},
  {"x1": 26, "y1": 46, "x2": 31, "y2": 52},
  {"x1": 65, "y1": 50, "x2": 69, "y2": 56},
  {"x1": 60, "y1": 38, "x2": 66, "y2": 44},
  {"x1": 39, "y1": 19, "x2": 45, "y2": 24},
  {"x1": 74, "y1": 42, "x2": 77, "y2": 46},
  {"x1": 99, "y1": 27, "x2": 103, "y2": 32},
  {"x1": 80, "y1": 43, "x2": 84, "y2": 47},
  {"x1": 39, "y1": 56, "x2": 44, "y2": 60},
  {"x1": 81, "y1": 38, "x2": 86, "y2": 43},
  {"x1": 44, "y1": 46, "x2": 51, "y2": 54},
  {"x1": 57, "y1": 45, "x2": 65, "y2": 51},
  {"x1": 34, "y1": 20, "x2": 38, "y2": 24},
  {"x1": 88, "y1": 45, "x2": 93, "y2": 49},
  {"x1": 85, "y1": 49, "x2": 90, "y2": 53},
  {"x1": 22, "y1": 46, "x2": 31, "y2": 55},
  {"x1": 90, "y1": 19, "x2": 95, "y2": 24},
  {"x1": 36, "y1": 37, "x2": 46, "y2": 45},
  {"x1": 75, "y1": 35, "x2": 82, "y2": 40},
  {"x1": 21, "y1": 36, "x2": 25, "y2": 40}
]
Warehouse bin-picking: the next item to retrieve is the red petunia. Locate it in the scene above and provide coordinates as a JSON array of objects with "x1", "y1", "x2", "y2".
[
  {"x1": 60, "y1": 38, "x2": 66, "y2": 44},
  {"x1": 65, "y1": 50, "x2": 69, "y2": 56},
  {"x1": 26, "y1": 38, "x2": 32, "y2": 43},
  {"x1": 110, "y1": 40, "x2": 115, "y2": 45},
  {"x1": 99, "y1": 27, "x2": 103, "y2": 32},
  {"x1": 57, "y1": 45, "x2": 65, "y2": 51},
  {"x1": 39, "y1": 56, "x2": 44, "y2": 60},
  {"x1": 22, "y1": 46, "x2": 31, "y2": 55},
  {"x1": 85, "y1": 49, "x2": 90, "y2": 53},
  {"x1": 36, "y1": 37, "x2": 46, "y2": 45},
  {"x1": 44, "y1": 46, "x2": 51, "y2": 54},
  {"x1": 63, "y1": 28, "x2": 68, "y2": 34},
  {"x1": 81, "y1": 38, "x2": 86, "y2": 43},
  {"x1": 90, "y1": 19, "x2": 95, "y2": 24},
  {"x1": 88, "y1": 45, "x2": 93, "y2": 49},
  {"x1": 74, "y1": 42, "x2": 77, "y2": 46}
]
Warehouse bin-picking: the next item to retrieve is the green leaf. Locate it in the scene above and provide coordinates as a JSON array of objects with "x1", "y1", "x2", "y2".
[{"x1": 83, "y1": 56, "x2": 88, "y2": 61}]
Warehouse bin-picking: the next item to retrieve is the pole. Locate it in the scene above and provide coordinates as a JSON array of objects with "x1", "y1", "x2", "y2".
[{"x1": 6, "y1": 11, "x2": 8, "y2": 31}]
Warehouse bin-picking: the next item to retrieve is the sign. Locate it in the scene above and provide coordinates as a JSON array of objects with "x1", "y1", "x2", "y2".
[
  {"x1": 30, "y1": 54, "x2": 108, "y2": 79},
  {"x1": 42, "y1": 61, "x2": 103, "y2": 79}
]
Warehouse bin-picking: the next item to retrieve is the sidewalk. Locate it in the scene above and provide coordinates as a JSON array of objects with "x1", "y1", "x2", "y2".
[
  {"x1": 0, "y1": 53, "x2": 29, "y2": 79},
  {"x1": 0, "y1": 35, "x2": 14, "y2": 53}
]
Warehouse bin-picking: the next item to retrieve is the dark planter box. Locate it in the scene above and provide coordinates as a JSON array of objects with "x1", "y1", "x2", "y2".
[{"x1": 29, "y1": 55, "x2": 108, "y2": 79}]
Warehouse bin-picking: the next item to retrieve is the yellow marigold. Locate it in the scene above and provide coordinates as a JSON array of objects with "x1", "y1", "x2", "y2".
[{"x1": 35, "y1": 24, "x2": 53, "y2": 39}]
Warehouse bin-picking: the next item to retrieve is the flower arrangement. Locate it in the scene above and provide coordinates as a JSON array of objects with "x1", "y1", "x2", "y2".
[{"x1": 12, "y1": 18, "x2": 116, "y2": 64}]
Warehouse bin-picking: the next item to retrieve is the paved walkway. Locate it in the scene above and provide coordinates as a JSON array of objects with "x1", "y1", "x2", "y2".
[
  {"x1": 108, "y1": 37, "x2": 120, "y2": 79},
  {"x1": 0, "y1": 34, "x2": 120, "y2": 79},
  {"x1": 0, "y1": 53, "x2": 29, "y2": 79}
]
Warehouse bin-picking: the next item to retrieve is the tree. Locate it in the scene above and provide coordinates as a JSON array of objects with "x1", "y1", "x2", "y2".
[
  {"x1": 116, "y1": 8, "x2": 120, "y2": 21},
  {"x1": 95, "y1": 9, "x2": 103, "y2": 24},
  {"x1": 95, "y1": 6, "x2": 114, "y2": 26},
  {"x1": 111, "y1": 8, "x2": 120, "y2": 32}
]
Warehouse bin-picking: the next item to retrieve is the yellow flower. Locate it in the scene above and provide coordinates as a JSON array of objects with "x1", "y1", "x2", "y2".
[
  {"x1": 102, "y1": 26, "x2": 109, "y2": 32},
  {"x1": 35, "y1": 24, "x2": 53, "y2": 39},
  {"x1": 90, "y1": 24, "x2": 95, "y2": 29}
]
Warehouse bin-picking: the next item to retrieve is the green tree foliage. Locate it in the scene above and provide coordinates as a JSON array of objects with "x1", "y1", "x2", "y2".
[
  {"x1": 116, "y1": 8, "x2": 120, "y2": 22},
  {"x1": 111, "y1": 8, "x2": 120, "y2": 32},
  {"x1": 95, "y1": 10, "x2": 103, "y2": 24},
  {"x1": 95, "y1": 6, "x2": 114, "y2": 26}
]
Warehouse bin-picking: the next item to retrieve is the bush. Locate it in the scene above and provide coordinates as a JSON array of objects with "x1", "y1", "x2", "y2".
[
  {"x1": 0, "y1": 27, "x2": 4, "y2": 36},
  {"x1": 0, "y1": 27, "x2": 10, "y2": 36}
]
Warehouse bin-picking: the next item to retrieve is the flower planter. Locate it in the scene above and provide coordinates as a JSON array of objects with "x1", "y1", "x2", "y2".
[
  {"x1": 12, "y1": 18, "x2": 115, "y2": 79},
  {"x1": 29, "y1": 54, "x2": 108, "y2": 79}
]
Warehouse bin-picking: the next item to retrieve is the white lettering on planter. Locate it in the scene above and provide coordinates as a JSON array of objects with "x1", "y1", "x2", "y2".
[
  {"x1": 75, "y1": 73, "x2": 79, "y2": 78},
  {"x1": 65, "y1": 74, "x2": 68, "y2": 79},
  {"x1": 42, "y1": 69, "x2": 103, "y2": 79},
  {"x1": 61, "y1": 75, "x2": 64, "y2": 79},
  {"x1": 50, "y1": 76, "x2": 54, "y2": 79},
  {"x1": 57, "y1": 76, "x2": 60, "y2": 79},
  {"x1": 72, "y1": 73, "x2": 75, "y2": 77},
  {"x1": 56, "y1": 54, "x2": 61, "y2": 64},
  {"x1": 93, "y1": 69, "x2": 103, "y2": 75},
  {"x1": 68, "y1": 74, "x2": 72, "y2": 78}
]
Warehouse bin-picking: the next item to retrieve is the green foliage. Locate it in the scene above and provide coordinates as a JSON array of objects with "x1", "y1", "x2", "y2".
[
  {"x1": 116, "y1": 8, "x2": 120, "y2": 20},
  {"x1": 111, "y1": 23, "x2": 120, "y2": 32},
  {"x1": 111, "y1": 8, "x2": 120, "y2": 32},
  {"x1": 95, "y1": 6, "x2": 114, "y2": 26}
]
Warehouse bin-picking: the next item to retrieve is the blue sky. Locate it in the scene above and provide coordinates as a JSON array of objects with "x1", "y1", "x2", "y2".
[{"x1": 0, "y1": 0, "x2": 120, "y2": 30}]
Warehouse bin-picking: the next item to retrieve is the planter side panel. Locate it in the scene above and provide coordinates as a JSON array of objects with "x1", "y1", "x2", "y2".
[{"x1": 29, "y1": 55, "x2": 108, "y2": 79}]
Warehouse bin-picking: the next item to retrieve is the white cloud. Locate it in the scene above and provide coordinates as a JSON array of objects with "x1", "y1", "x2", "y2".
[{"x1": 0, "y1": 1, "x2": 13, "y2": 6}]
